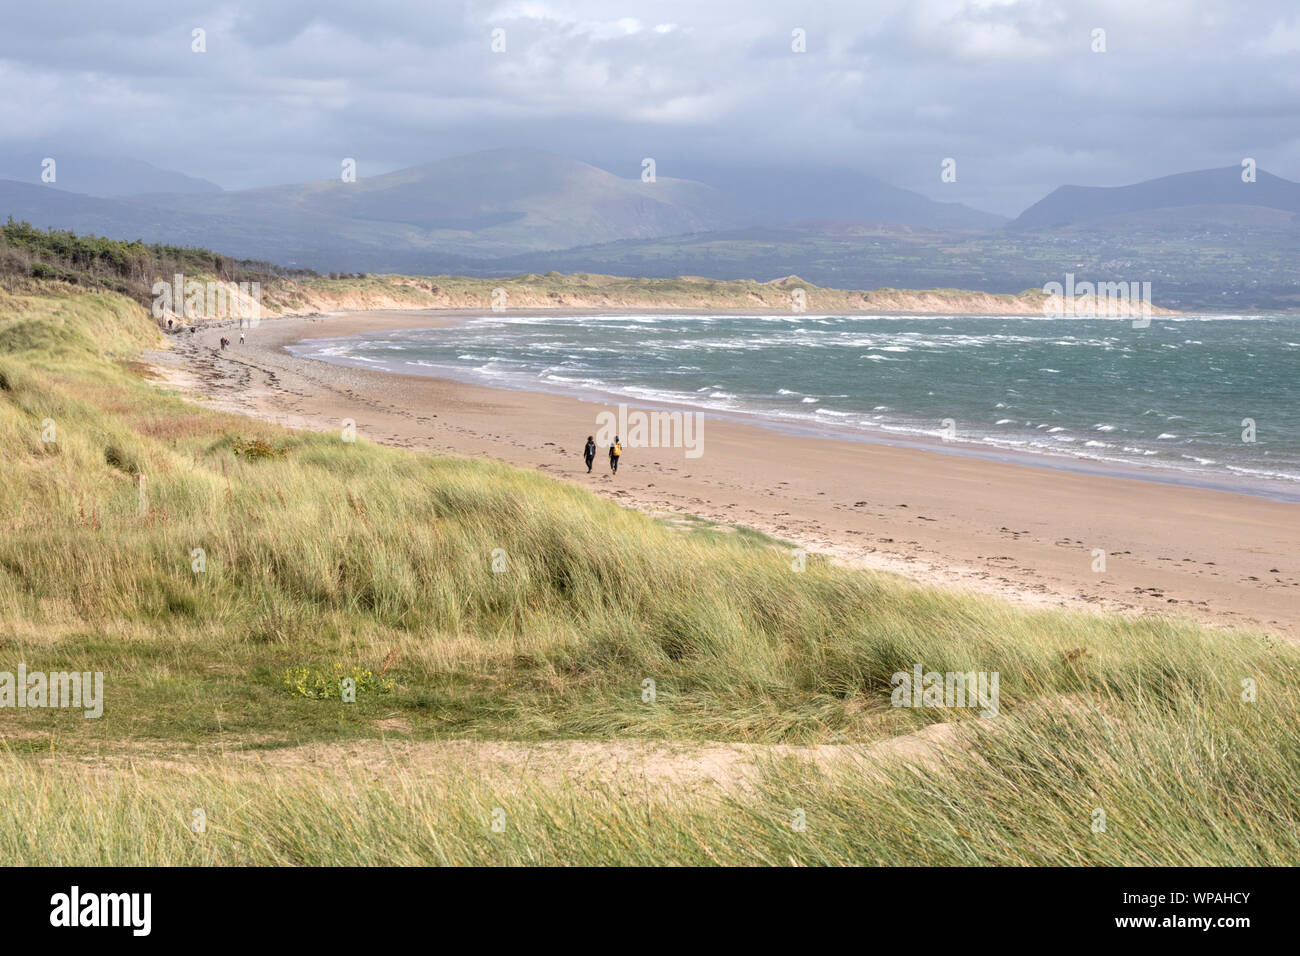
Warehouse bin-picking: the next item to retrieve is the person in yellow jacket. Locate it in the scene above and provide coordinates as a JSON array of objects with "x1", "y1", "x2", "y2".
[{"x1": 609, "y1": 436, "x2": 622, "y2": 474}]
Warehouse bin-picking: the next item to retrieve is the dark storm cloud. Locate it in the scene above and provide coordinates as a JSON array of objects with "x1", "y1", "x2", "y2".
[{"x1": 1, "y1": 0, "x2": 1298, "y2": 213}]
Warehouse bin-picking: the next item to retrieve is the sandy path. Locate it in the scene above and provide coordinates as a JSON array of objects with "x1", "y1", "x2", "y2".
[
  {"x1": 60, "y1": 726, "x2": 962, "y2": 797},
  {"x1": 143, "y1": 310, "x2": 1300, "y2": 638}
]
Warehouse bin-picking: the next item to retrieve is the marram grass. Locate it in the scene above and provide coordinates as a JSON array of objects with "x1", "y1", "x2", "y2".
[
  {"x1": 3, "y1": 694, "x2": 1297, "y2": 866},
  {"x1": 1, "y1": 281, "x2": 1297, "y2": 865}
]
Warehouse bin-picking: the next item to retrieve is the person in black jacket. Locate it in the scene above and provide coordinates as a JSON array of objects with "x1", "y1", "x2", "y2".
[{"x1": 583, "y1": 435, "x2": 596, "y2": 473}]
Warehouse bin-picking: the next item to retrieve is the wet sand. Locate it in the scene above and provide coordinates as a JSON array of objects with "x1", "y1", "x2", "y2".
[{"x1": 144, "y1": 309, "x2": 1300, "y2": 638}]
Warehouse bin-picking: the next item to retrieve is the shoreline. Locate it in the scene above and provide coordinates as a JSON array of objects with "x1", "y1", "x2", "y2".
[
  {"x1": 286, "y1": 318, "x2": 1300, "y2": 505},
  {"x1": 143, "y1": 309, "x2": 1300, "y2": 638}
]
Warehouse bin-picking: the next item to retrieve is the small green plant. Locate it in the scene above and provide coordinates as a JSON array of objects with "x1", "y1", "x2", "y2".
[
  {"x1": 233, "y1": 436, "x2": 284, "y2": 460},
  {"x1": 282, "y1": 663, "x2": 395, "y2": 700}
]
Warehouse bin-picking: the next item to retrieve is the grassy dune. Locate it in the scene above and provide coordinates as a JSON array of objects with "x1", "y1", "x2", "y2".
[
  {"x1": 3, "y1": 218, "x2": 1070, "y2": 317},
  {"x1": 277, "y1": 271, "x2": 1070, "y2": 315},
  {"x1": 0, "y1": 280, "x2": 1296, "y2": 865}
]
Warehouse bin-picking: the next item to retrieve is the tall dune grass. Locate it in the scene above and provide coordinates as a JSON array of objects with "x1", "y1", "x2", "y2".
[
  {"x1": 3, "y1": 691, "x2": 1297, "y2": 866},
  {"x1": 0, "y1": 282, "x2": 1296, "y2": 864}
]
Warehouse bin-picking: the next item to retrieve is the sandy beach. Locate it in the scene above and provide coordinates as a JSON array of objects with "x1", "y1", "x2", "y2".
[{"x1": 145, "y1": 309, "x2": 1300, "y2": 638}]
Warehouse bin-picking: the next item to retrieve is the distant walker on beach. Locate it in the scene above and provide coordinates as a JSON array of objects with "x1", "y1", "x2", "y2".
[
  {"x1": 609, "y1": 436, "x2": 622, "y2": 474},
  {"x1": 583, "y1": 435, "x2": 596, "y2": 473}
]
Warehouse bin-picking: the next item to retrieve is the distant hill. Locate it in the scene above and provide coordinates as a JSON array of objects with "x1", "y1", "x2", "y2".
[
  {"x1": 1009, "y1": 166, "x2": 1300, "y2": 231},
  {"x1": 142, "y1": 148, "x2": 743, "y2": 260},
  {"x1": 0, "y1": 152, "x2": 221, "y2": 198},
  {"x1": 0, "y1": 148, "x2": 1004, "y2": 269},
  {"x1": 0, "y1": 179, "x2": 161, "y2": 236},
  {"x1": 667, "y1": 162, "x2": 1004, "y2": 231}
]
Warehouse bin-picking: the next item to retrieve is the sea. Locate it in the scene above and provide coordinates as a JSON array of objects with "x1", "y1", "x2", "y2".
[{"x1": 288, "y1": 312, "x2": 1300, "y2": 501}]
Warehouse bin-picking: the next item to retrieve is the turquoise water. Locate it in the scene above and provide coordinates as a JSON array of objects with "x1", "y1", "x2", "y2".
[{"x1": 291, "y1": 313, "x2": 1300, "y2": 497}]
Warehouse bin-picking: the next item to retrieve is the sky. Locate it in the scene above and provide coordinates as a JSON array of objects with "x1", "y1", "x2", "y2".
[{"x1": 1, "y1": 0, "x2": 1298, "y2": 215}]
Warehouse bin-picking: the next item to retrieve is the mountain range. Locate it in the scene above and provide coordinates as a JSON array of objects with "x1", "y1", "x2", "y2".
[
  {"x1": 0, "y1": 148, "x2": 1005, "y2": 267},
  {"x1": 1009, "y1": 166, "x2": 1300, "y2": 231},
  {"x1": 2, "y1": 149, "x2": 1298, "y2": 308},
  {"x1": 0, "y1": 152, "x2": 221, "y2": 198}
]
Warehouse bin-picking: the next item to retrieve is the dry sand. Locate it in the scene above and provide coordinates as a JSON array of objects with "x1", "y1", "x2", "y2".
[
  {"x1": 144, "y1": 309, "x2": 1300, "y2": 638},
  {"x1": 63, "y1": 725, "x2": 964, "y2": 797}
]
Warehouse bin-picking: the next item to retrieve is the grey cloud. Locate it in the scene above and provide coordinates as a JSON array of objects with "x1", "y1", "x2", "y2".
[{"x1": 0, "y1": 0, "x2": 1297, "y2": 214}]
